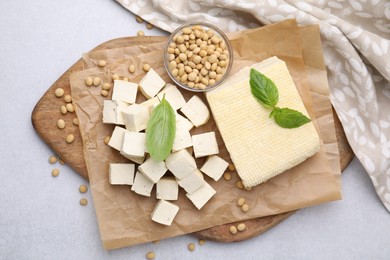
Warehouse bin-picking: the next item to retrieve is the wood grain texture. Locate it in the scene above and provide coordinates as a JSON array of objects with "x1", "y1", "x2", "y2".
[{"x1": 31, "y1": 36, "x2": 354, "y2": 243}]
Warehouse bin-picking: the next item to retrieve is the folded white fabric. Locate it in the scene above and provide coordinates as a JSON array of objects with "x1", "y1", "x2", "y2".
[{"x1": 116, "y1": 0, "x2": 390, "y2": 212}]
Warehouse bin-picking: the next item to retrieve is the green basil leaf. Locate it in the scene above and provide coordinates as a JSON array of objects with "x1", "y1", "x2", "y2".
[
  {"x1": 146, "y1": 95, "x2": 176, "y2": 161},
  {"x1": 250, "y1": 68, "x2": 279, "y2": 109},
  {"x1": 272, "y1": 107, "x2": 311, "y2": 129}
]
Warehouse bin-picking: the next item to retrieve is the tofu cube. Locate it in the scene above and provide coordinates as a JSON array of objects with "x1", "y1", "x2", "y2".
[
  {"x1": 115, "y1": 101, "x2": 129, "y2": 125},
  {"x1": 192, "y1": 132, "x2": 219, "y2": 158},
  {"x1": 138, "y1": 157, "x2": 168, "y2": 183},
  {"x1": 112, "y1": 80, "x2": 138, "y2": 104},
  {"x1": 186, "y1": 182, "x2": 216, "y2": 210},
  {"x1": 200, "y1": 155, "x2": 229, "y2": 181},
  {"x1": 156, "y1": 178, "x2": 179, "y2": 200},
  {"x1": 176, "y1": 112, "x2": 194, "y2": 131},
  {"x1": 121, "y1": 104, "x2": 150, "y2": 132},
  {"x1": 139, "y1": 68, "x2": 165, "y2": 99},
  {"x1": 177, "y1": 170, "x2": 206, "y2": 194},
  {"x1": 140, "y1": 97, "x2": 160, "y2": 115},
  {"x1": 165, "y1": 149, "x2": 197, "y2": 180},
  {"x1": 102, "y1": 100, "x2": 117, "y2": 124},
  {"x1": 157, "y1": 83, "x2": 186, "y2": 110},
  {"x1": 120, "y1": 132, "x2": 146, "y2": 158},
  {"x1": 131, "y1": 171, "x2": 154, "y2": 197},
  {"x1": 109, "y1": 163, "x2": 135, "y2": 185},
  {"x1": 108, "y1": 126, "x2": 126, "y2": 151},
  {"x1": 180, "y1": 95, "x2": 210, "y2": 127},
  {"x1": 151, "y1": 200, "x2": 179, "y2": 226},
  {"x1": 172, "y1": 126, "x2": 193, "y2": 152}
]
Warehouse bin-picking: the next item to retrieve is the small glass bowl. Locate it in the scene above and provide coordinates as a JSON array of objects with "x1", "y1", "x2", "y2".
[{"x1": 163, "y1": 22, "x2": 233, "y2": 92}]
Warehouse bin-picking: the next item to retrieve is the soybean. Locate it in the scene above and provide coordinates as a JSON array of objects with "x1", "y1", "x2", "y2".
[
  {"x1": 49, "y1": 156, "x2": 58, "y2": 164},
  {"x1": 79, "y1": 185, "x2": 88, "y2": 193},
  {"x1": 57, "y1": 119, "x2": 65, "y2": 129},
  {"x1": 187, "y1": 243, "x2": 195, "y2": 251},
  {"x1": 54, "y1": 88, "x2": 64, "y2": 97},
  {"x1": 128, "y1": 64, "x2": 136, "y2": 73},
  {"x1": 52, "y1": 169, "x2": 60, "y2": 177},
  {"x1": 97, "y1": 60, "x2": 106, "y2": 67},
  {"x1": 66, "y1": 134, "x2": 75, "y2": 144},
  {"x1": 79, "y1": 198, "x2": 88, "y2": 206},
  {"x1": 143, "y1": 64, "x2": 151, "y2": 72}
]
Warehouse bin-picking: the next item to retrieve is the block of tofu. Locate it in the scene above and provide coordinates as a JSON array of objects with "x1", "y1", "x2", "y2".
[
  {"x1": 139, "y1": 68, "x2": 165, "y2": 99},
  {"x1": 200, "y1": 155, "x2": 229, "y2": 181},
  {"x1": 115, "y1": 101, "x2": 129, "y2": 125},
  {"x1": 165, "y1": 149, "x2": 197, "y2": 180},
  {"x1": 186, "y1": 182, "x2": 216, "y2": 210},
  {"x1": 180, "y1": 96, "x2": 210, "y2": 127},
  {"x1": 121, "y1": 104, "x2": 149, "y2": 132},
  {"x1": 138, "y1": 157, "x2": 168, "y2": 183},
  {"x1": 177, "y1": 170, "x2": 206, "y2": 194},
  {"x1": 157, "y1": 83, "x2": 186, "y2": 110},
  {"x1": 140, "y1": 97, "x2": 160, "y2": 115},
  {"x1": 102, "y1": 100, "x2": 129, "y2": 125},
  {"x1": 112, "y1": 80, "x2": 138, "y2": 104},
  {"x1": 176, "y1": 112, "x2": 194, "y2": 131},
  {"x1": 192, "y1": 132, "x2": 219, "y2": 158},
  {"x1": 172, "y1": 126, "x2": 193, "y2": 152},
  {"x1": 151, "y1": 200, "x2": 179, "y2": 226},
  {"x1": 109, "y1": 163, "x2": 135, "y2": 185},
  {"x1": 108, "y1": 126, "x2": 126, "y2": 151},
  {"x1": 120, "y1": 132, "x2": 146, "y2": 158},
  {"x1": 156, "y1": 178, "x2": 178, "y2": 200},
  {"x1": 206, "y1": 56, "x2": 321, "y2": 187},
  {"x1": 102, "y1": 100, "x2": 117, "y2": 124},
  {"x1": 131, "y1": 171, "x2": 154, "y2": 197}
]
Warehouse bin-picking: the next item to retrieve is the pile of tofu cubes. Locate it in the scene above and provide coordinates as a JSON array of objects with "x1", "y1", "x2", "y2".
[{"x1": 103, "y1": 68, "x2": 229, "y2": 226}]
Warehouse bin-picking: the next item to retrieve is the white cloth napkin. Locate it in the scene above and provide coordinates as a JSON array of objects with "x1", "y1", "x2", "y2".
[{"x1": 116, "y1": 0, "x2": 390, "y2": 212}]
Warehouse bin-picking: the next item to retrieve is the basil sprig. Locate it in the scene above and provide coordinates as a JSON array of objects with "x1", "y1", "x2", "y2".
[
  {"x1": 250, "y1": 68, "x2": 311, "y2": 129},
  {"x1": 146, "y1": 95, "x2": 176, "y2": 161}
]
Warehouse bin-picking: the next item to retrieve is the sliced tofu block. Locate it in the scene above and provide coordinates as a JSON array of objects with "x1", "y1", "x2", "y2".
[
  {"x1": 151, "y1": 199, "x2": 179, "y2": 226},
  {"x1": 180, "y1": 95, "x2": 210, "y2": 127},
  {"x1": 120, "y1": 132, "x2": 146, "y2": 158},
  {"x1": 156, "y1": 178, "x2": 179, "y2": 201},
  {"x1": 140, "y1": 97, "x2": 160, "y2": 115},
  {"x1": 177, "y1": 170, "x2": 206, "y2": 194},
  {"x1": 165, "y1": 149, "x2": 197, "y2": 180},
  {"x1": 139, "y1": 68, "x2": 165, "y2": 99},
  {"x1": 206, "y1": 57, "x2": 321, "y2": 187},
  {"x1": 176, "y1": 112, "x2": 194, "y2": 131},
  {"x1": 109, "y1": 163, "x2": 135, "y2": 185},
  {"x1": 157, "y1": 83, "x2": 186, "y2": 110},
  {"x1": 172, "y1": 126, "x2": 193, "y2": 152},
  {"x1": 200, "y1": 155, "x2": 229, "y2": 181},
  {"x1": 121, "y1": 104, "x2": 149, "y2": 132},
  {"x1": 108, "y1": 126, "x2": 126, "y2": 151},
  {"x1": 192, "y1": 132, "x2": 219, "y2": 158},
  {"x1": 186, "y1": 182, "x2": 216, "y2": 210},
  {"x1": 131, "y1": 171, "x2": 154, "y2": 197},
  {"x1": 112, "y1": 80, "x2": 138, "y2": 104},
  {"x1": 138, "y1": 157, "x2": 168, "y2": 183}
]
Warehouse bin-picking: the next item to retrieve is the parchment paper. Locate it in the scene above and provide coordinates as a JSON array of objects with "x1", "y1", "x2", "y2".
[{"x1": 71, "y1": 20, "x2": 341, "y2": 250}]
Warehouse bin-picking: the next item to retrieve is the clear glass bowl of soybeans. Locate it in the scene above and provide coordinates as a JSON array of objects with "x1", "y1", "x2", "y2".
[{"x1": 163, "y1": 22, "x2": 233, "y2": 92}]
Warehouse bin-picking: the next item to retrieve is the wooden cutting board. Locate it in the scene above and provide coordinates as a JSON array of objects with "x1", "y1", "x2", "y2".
[{"x1": 31, "y1": 36, "x2": 354, "y2": 243}]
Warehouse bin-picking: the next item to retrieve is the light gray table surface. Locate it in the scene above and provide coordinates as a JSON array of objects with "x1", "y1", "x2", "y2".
[{"x1": 1, "y1": 1, "x2": 389, "y2": 259}]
